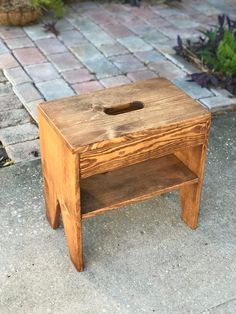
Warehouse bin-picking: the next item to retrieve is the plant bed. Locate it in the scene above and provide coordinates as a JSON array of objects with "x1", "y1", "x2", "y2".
[
  {"x1": 0, "y1": 0, "x2": 41, "y2": 26},
  {"x1": 174, "y1": 14, "x2": 236, "y2": 95}
]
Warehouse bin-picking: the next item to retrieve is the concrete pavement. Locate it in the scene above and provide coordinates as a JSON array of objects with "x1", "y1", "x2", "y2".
[{"x1": 0, "y1": 112, "x2": 235, "y2": 313}]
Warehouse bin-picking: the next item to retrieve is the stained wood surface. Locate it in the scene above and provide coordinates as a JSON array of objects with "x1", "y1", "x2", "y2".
[
  {"x1": 38, "y1": 77, "x2": 211, "y2": 271},
  {"x1": 173, "y1": 118, "x2": 210, "y2": 229},
  {"x1": 175, "y1": 147, "x2": 210, "y2": 228},
  {"x1": 38, "y1": 111, "x2": 83, "y2": 272},
  {"x1": 80, "y1": 154, "x2": 198, "y2": 219},
  {"x1": 38, "y1": 78, "x2": 210, "y2": 153},
  {"x1": 80, "y1": 120, "x2": 208, "y2": 178}
]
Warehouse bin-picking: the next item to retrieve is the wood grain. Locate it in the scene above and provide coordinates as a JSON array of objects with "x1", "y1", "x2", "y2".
[
  {"x1": 38, "y1": 77, "x2": 211, "y2": 271},
  {"x1": 80, "y1": 120, "x2": 208, "y2": 178},
  {"x1": 38, "y1": 110, "x2": 83, "y2": 272},
  {"x1": 174, "y1": 119, "x2": 211, "y2": 229},
  {"x1": 81, "y1": 154, "x2": 198, "y2": 219},
  {"x1": 38, "y1": 78, "x2": 210, "y2": 153}
]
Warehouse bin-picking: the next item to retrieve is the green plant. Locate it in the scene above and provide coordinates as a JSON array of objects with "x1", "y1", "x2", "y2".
[
  {"x1": 31, "y1": 0, "x2": 65, "y2": 18},
  {"x1": 174, "y1": 14, "x2": 236, "y2": 94},
  {"x1": 217, "y1": 30, "x2": 236, "y2": 76},
  {"x1": 197, "y1": 29, "x2": 236, "y2": 77}
]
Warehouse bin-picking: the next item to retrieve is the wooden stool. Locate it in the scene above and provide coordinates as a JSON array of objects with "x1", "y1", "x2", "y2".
[{"x1": 38, "y1": 78, "x2": 211, "y2": 272}]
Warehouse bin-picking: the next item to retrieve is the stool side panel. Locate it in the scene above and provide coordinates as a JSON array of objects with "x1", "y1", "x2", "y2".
[
  {"x1": 38, "y1": 110, "x2": 83, "y2": 271},
  {"x1": 174, "y1": 116, "x2": 211, "y2": 229},
  {"x1": 80, "y1": 119, "x2": 209, "y2": 178}
]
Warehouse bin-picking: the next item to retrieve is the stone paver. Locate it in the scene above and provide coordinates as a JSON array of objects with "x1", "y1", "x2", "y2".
[
  {"x1": 141, "y1": 30, "x2": 170, "y2": 47},
  {"x1": 25, "y1": 98, "x2": 45, "y2": 123},
  {"x1": 83, "y1": 30, "x2": 115, "y2": 48},
  {"x1": 13, "y1": 83, "x2": 42, "y2": 105},
  {"x1": 0, "y1": 93, "x2": 22, "y2": 111},
  {"x1": 127, "y1": 70, "x2": 157, "y2": 82},
  {"x1": 58, "y1": 30, "x2": 87, "y2": 47},
  {"x1": 84, "y1": 57, "x2": 121, "y2": 79},
  {"x1": 172, "y1": 78, "x2": 213, "y2": 100},
  {"x1": 0, "y1": 109, "x2": 30, "y2": 128},
  {"x1": 5, "y1": 37, "x2": 34, "y2": 49},
  {"x1": 35, "y1": 38, "x2": 68, "y2": 55},
  {"x1": 110, "y1": 54, "x2": 145, "y2": 73},
  {"x1": 72, "y1": 16, "x2": 101, "y2": 33},
  {"x1": 0, "y1": 123, "x2": 38, "y2": 146},
  {"x1": 153, "y1": 6, "x2": 187, "y2": 18},
  {"x1": 154, "y1": 39, "x2": 177, "y2": 57},
  {"x1": 195, "y1": 2, "x2": 221, "y2": 16},
  {"x1": 25, "y1": 63, "x2": 60, "y2": 83},
  {"x1": 0, "y1": 53, "x2": 19, "y2": 69},
  {"x1": 98, "y1": 43, "x2": 129, "y2": 57},
  {"x1": 0, "y1": 72, "x2": 41, "y2": 164},
  {"x1": 132, "y1": 6, "x2": 159, "y2": 20},
  {"x1": 85, "y1": 10, "x2": 115, "y2": 25},
  {"x1": 54, "y1": 19, "x2": 74, "y2": 32},
  {"x1": 36, "y1": 79, "x2": 75, "y2": 100},
  {"x1": 72, "y1": 80, "x2": 103, "y2": 94},
  {"x1": 101, "y1": 22, "x2": 134, "y2": 38},
  {"x1": 24, "y1": 99, "x2": 44, "y2": 123},
  {"x1": 211, "y1": 87, "x2": 233, "y2": 98},
  {"x1": 118, "y1": 36, "x2": 152, "y2": 52},
  {"x1": 0, "y1": 70, "x2": 7, "y2": 82},
  {"x1": 148, "y1": 60, "x2": 186, "y2": 79},
  {"x1": 71, "y1": 43, "x2": 103, "y2": 62},
  {"x1": 0, "y1": 27, "x2": 25, "y2": 39},
  {"x1": 23, "y1": 24, "x2": 54, "y2": 40},
  {"x1": 134, "y1": 49, "x2": 166, "y2": 63},
  {"x1": 129, "y1": 23, "x2": 156, "y2": 36},
  {"x1": 0, "y1": 82, "x2": 13, "y2": 96},
  {"x1": 48, "y1": 52, "x2": 82, "y2": 72},
  {"x1": 0, "y1": 40, "x2": 9, "y2": 54},
  {"x1": 62, "y1": 68, "x2": 94, "y2": 84},
  {"x1": 168, "y1": 14, "x2": 200, "y2": 29},
  {"x1": 166, "y1": 54, "x2": 201, "y2": 74},
  {"x1": 5, "y1": 139, "x2": 40, "y2": 162},
  {"x1": 100, "y1": 75, "x2": 131, "y2": 88},
  {"x1": 13, "y1": 48, "x2": 46, "y2": 66},
  {"x1": 4, "y1": 67, "x2": 32, "y2": 86},
  {"x1": 200, "y1": 95, "x2": 236, "y2": 112},
  {"x1": 159, "y1": 25, "x2": 201, "y2": 40},
  {"x1": 0, "y1": 0, "x2": 235, "y2": 128}
]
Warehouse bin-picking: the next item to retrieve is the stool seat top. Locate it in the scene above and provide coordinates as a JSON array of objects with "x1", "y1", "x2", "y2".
[{"x1": 38, "y1": 78, "x2": 210, "y2": 153}]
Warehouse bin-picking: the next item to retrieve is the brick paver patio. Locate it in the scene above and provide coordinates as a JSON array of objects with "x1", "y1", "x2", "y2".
[{"x1": 0, "y1": 0, "x2": 235, "y2": 163}]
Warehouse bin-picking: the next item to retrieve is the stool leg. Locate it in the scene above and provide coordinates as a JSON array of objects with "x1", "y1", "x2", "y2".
[
  {"x1": 179, "y1": 183, "x2": 202, "y2": 229},
  {"x1": 175, "y1": 144, "x2": 208, "y2": 229},
  {"x1": 43, "y1": 177, "x2": 61, "y2": 229},
  {"x1": 39, "y1": 111, "x2": 83, "y2": 271},
  {"x1": 58, "y1": 149, "x2": 83, "y2": 271},
  {"x1": 57, "y1": 147, "x2": 83, "y2": 272},
  {"x1": 60, "y1": 203, "x2": 83, "y2": 272}
]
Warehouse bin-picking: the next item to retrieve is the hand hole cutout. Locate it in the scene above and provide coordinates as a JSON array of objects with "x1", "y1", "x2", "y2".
[{"x1": 104, "y1": 101, "x2": 144, "y2": 115}]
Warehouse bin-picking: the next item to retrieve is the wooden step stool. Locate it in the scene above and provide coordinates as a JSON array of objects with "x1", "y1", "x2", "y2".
[{"x1": 38, "y1": 78, "x2": 211, "y2": 271}]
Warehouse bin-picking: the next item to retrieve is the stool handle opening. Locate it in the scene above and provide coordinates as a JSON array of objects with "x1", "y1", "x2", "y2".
[{"x1": 103, "y1": 101, "x2": 144, "y2": 115}]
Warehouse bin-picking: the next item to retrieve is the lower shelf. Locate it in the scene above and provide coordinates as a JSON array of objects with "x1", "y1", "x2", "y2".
[{"x1": 80, "y1": 154, "x2": 198, "y2": 219}]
